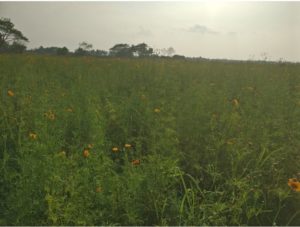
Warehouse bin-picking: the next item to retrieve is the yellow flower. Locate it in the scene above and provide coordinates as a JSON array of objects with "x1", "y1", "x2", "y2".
[
  {"x1": 45, "y1": 110, "x2": 55, "y2": 120},
  {"x1": 154, "y1": 108, "x2": 161, "y2": 113},
  {"x1": 83, "y1": 149, "x2": 90, "y2": 158},
  {"x1": 66, "y1": 108, "x2": 73, "y2": 112},
  {"x1": 48, "y1": 113, "x2": 55, "y2": 120},
  {"x1": 29, "y1": 132, "x2": 37, "y2": 140},
  {"x1": 288, "y1": 178, "x2": 300, "y2": 192},
  {"x1": 124, "y1": 144, "x2": 131, "y2": 148},
  {"x1": 112, "y1": 147, "x2": 119, "y2": 152},
  {"x1": 131, "y1": 159, "x2": 141, "y2": 165},
  {"x1": 7, "y1": 90, "x2": 14, "y2": 97},
  {"x1": 232, "y1": 99, "x2": 239, "y2": 107}
]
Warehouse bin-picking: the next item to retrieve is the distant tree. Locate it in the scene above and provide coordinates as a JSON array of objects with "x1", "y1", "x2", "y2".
[
  {"x1": 155, "y1": 47, "x2": 176, "y2": 57},
  {"x1": 79, "y1": 41, "x2": 93, "y2": 51},
  {"x1": 28, "y1": 46, "x2": 67, "y2": 55},
  {"x1": 173, "y1": 54, "x2": 185, "y2": 59},
  {"x1": 90, "y1": 49, "x2": 108, "y2": 57},
  {"x1": 109, "y1": 43, "x2": 133, "y2": 57},
  {"x1": 131, "y1": 43, "x2": 153, "y2": 57},
  {"x1": 166, "y1": 47, "x2": 175, "y2": 57},
  {"x1": 9, "y1": 41, "x2": 26, "y2": 53},
  {"x1": 56, "y1": 46, "x2": 69, "y2": 55},
  {"x1": 0, "y1": 18, "x2": 28, "y2": 49},
  {"x1": 75, "y1": 41, "x2": 93, "y2": 56}
]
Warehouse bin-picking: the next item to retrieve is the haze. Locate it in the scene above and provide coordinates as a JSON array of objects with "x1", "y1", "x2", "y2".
[{"x1": 1, "y1": 1, "x2": 300, "y2": 61}]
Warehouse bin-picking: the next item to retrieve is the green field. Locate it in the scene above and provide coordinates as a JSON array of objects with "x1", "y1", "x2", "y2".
[{"x1": 1, "y1": 54, "x2": 300, "y2": 225}]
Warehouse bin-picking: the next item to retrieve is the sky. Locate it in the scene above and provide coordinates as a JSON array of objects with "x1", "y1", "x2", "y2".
[{"x1": 1, "y1": 1, "x2": 300, "y2": 62}]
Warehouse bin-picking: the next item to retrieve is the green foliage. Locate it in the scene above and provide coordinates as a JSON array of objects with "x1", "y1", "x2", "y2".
[
  {"x1": 0, "y1": 18, "x2": 28, "y2": 51},
  {"x1": 0, "y1": 55, "x2": 300, "y2": 225}
]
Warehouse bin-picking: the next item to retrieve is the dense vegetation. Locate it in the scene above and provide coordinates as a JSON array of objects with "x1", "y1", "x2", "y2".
[{"x1": 1, "y1": 54, "x2": 300, "y2": 225}]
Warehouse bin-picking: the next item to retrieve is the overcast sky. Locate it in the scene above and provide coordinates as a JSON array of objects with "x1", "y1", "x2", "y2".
[{"x1": 1, "y1": 1, "x2": 300, "y2": 61}]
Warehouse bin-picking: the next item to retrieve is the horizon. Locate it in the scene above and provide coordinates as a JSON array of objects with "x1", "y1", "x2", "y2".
[{"x1": 1, "y1": 1, "x2": 300, "y2": 62}]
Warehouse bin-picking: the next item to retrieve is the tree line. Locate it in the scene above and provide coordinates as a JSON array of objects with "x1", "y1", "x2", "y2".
[
  {"x1": 0, "y1": 17, "x2": 186, "y2": 59},
  {"x1": 27, "y1": 42, "x2": 179, "y2": 58}
]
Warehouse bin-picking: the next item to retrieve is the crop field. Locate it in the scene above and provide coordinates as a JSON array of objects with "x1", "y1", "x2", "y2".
[{"x1": 1, "y1": 54, "x2": 300, "y2": 225}]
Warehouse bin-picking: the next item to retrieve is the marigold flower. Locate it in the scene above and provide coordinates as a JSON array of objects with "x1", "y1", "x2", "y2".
[
  {"x1": 232, "y1": 99, "x2": 239, "y2": 107},
  {"x1": 48, "y1": 113, "x2": 55, "y2": 120},
  {"x1": 112, "y1": 147, "x2": 119, "y2": 152},
  {"x1": 7, "y1": 90, "x2": 14, "y2": 97},
  {"x1": 154, "y1": 108, "x2": 161, "y2": 113},
  {"x1": 83, "y1": 149, "x2": 90, "y2": 158},
  {"x1": 29, "y1": 132, "x2": 37, "y2": 140},
  {"x1": 44, "y1": 110, "x2": 55, "y2": 120},
  {"x1": 124, "y1": 144, "x2": 131, "y2": 148},
  {"x1": 131, "y1": 159, "x2": 140, "y2": 165},
  {"x1": 288, "y1": 178, "x2": 300, "y2": 192}
]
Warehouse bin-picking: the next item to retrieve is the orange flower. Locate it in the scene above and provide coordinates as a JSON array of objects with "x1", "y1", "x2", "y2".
[
  {"x1": 83, "y1": 149, "x2": 90, "y2": 158},
  {"x1": 232, "y1": 99, "x2": 239, "y2": 107},
  {"x1": 29, "y1": 132, "x2": 37, "y2": 140},
  {"x1": 7, "y1": 90, "x2": 14, "y2": 97},
  {"x1": 112, "y1": 147, "x2": 119, "y2": 152},
  {"x1": 131, "y1": 159, "x2": 140, "y2": 165},
  {"x1": 124, "y1": 144, "x2": 131, "y2": 149},
  {"x1": 288, "y1": 178, "x2": 300, "y2": 192}
]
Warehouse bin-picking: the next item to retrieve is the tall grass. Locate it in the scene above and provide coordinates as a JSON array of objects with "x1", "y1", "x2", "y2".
[{"x1": 1, "y1": 54, "x2": 300, "y2": 225}]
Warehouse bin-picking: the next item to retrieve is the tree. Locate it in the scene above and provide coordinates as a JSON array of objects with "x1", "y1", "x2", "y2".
[
  {"x1": 167, "y1": 47, "x2": 175, "y2": 56},
  {"x1": 173, "y1": 54, "x2": 185, "y2": 59},
  {"x1": 0, "y1": 18, "x2": 28, "y2": 48},
  {"x1": 8, "y1": 41, "x2": 26, "y2": 53},
  {"x1": 75, "y1": 41, "x2": 93, "y2": 56},
  {"x1": 131, "y1": 43, "x2": 153, "y2": 57},
  {"x1": 109, "y1": 43, "x2": 133, "y2": 57},
  {"x1": 90, "y1": 49, "x2": 108, "y2": 57},
  {"x1": 154, "y1": 47, "x2": 176, "y2": 57},
  {"x1": 28, "y1": 46, "x2": 61, "y2": 55},
  {"x1": 56, "y1": 47, "x2": 69, "y2": 55}
]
